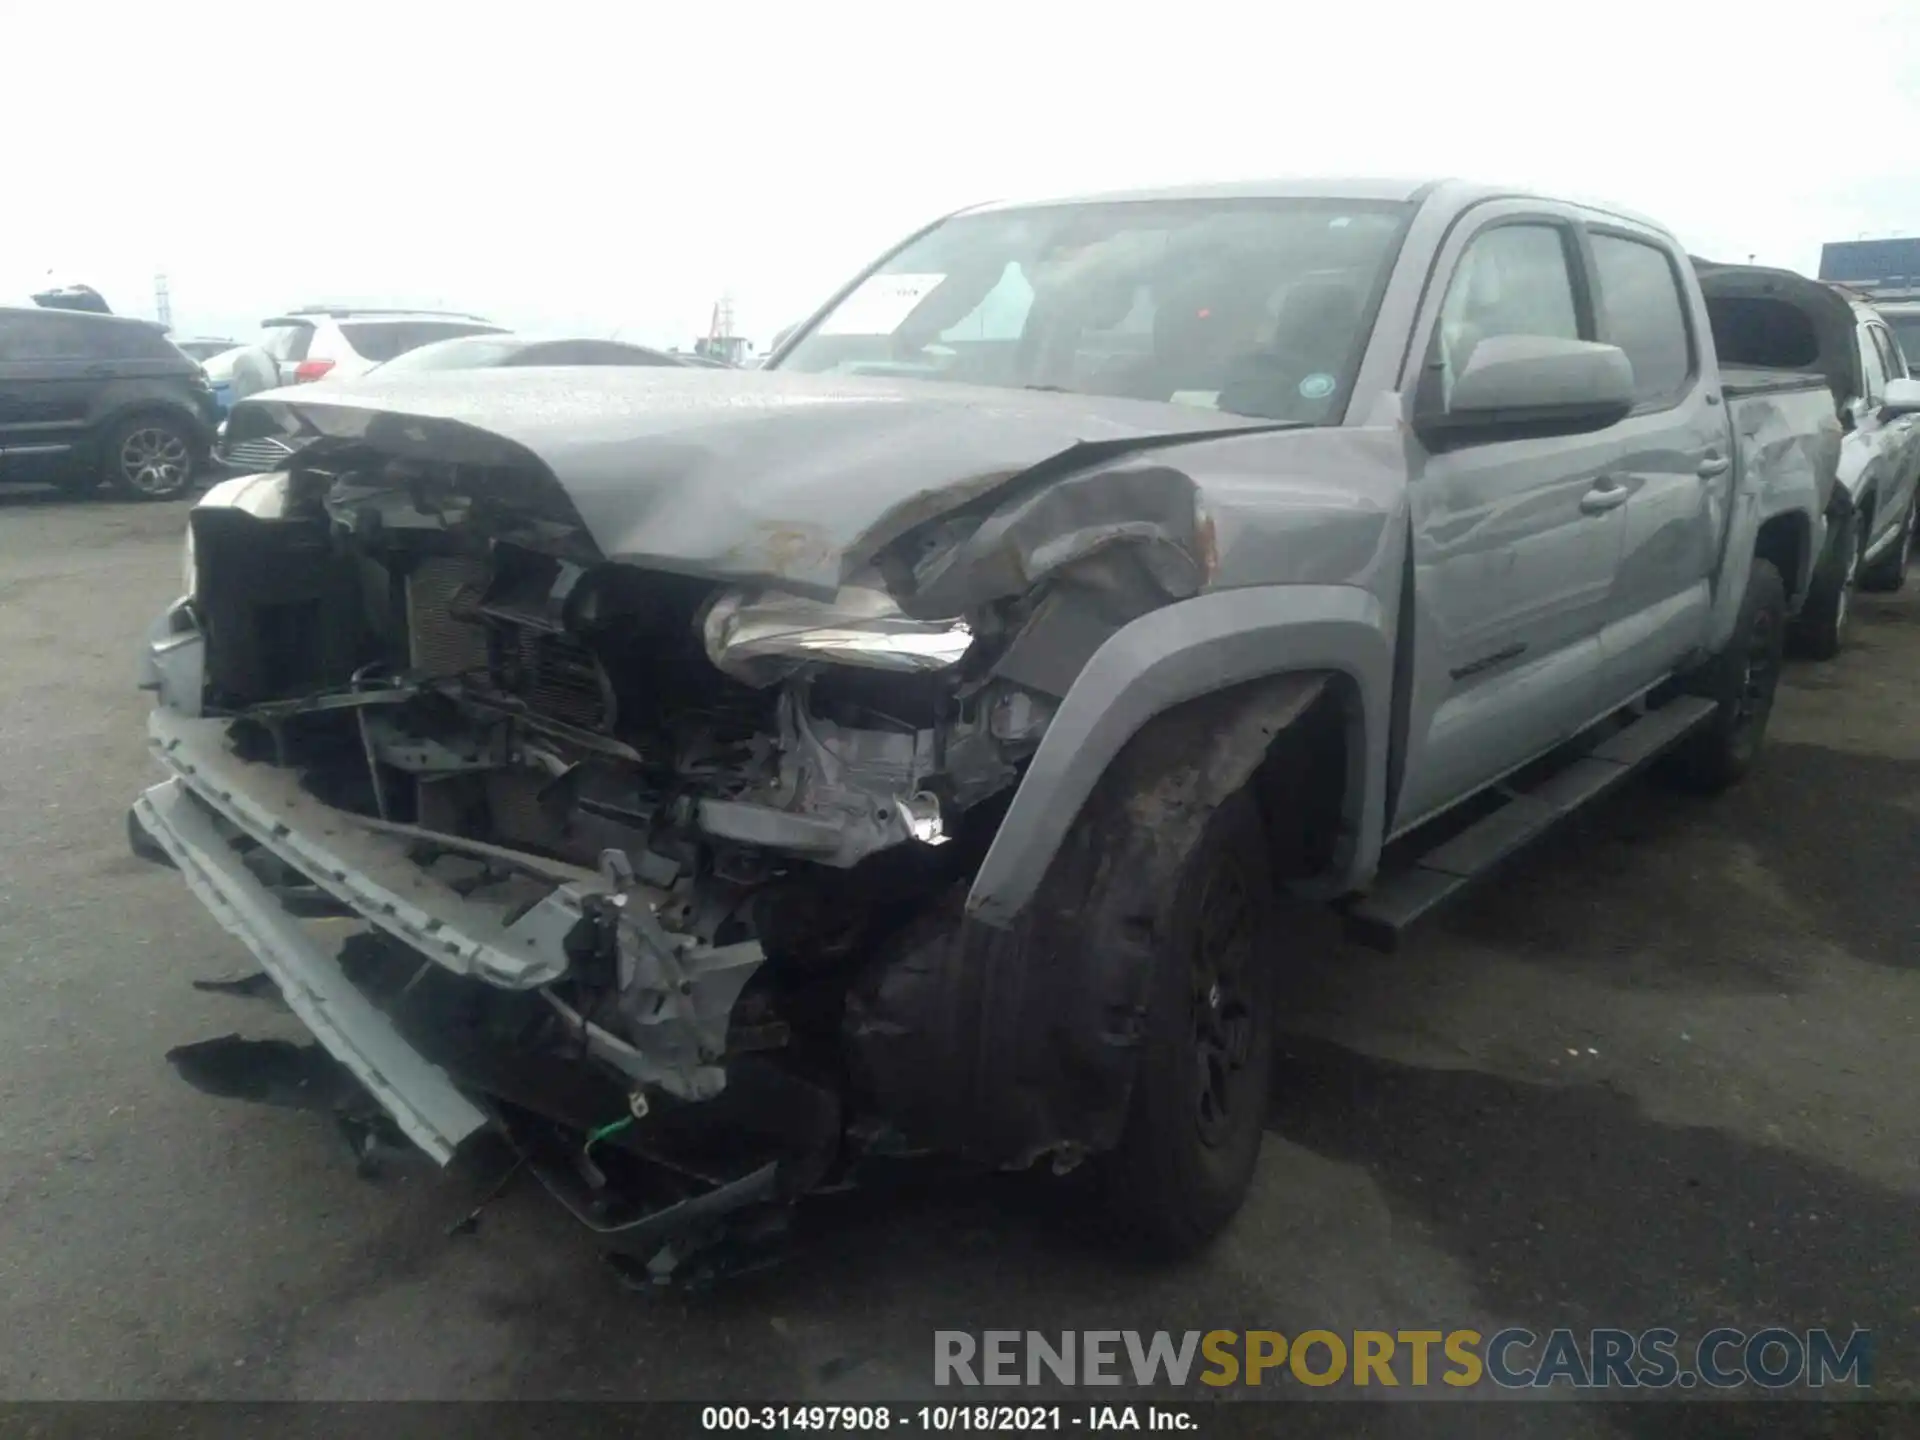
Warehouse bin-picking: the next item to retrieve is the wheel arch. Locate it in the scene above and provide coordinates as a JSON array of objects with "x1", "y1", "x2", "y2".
[
  {"x1": 1754, "y1": 509, "x2": 1813, "y2": 606},
  {"x1": 965, "y1": 584, "x2": 1394, "y2": 931},
  {"x1": 98, "y1": 400, "x2": 211, "y2": 450},
  {"x1": 847, "y1": 589, "x2": 1392, "y2": 1170}
]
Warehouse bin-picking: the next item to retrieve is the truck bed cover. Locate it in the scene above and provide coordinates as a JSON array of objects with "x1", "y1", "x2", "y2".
[{"x1": 1719, "y1": 365, "x2": 1838, "y2": 399}]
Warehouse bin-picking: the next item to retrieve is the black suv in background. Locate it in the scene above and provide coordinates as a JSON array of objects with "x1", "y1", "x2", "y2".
[{"x1": 0, "y1": 307, "x2": 219, "y2": 501}]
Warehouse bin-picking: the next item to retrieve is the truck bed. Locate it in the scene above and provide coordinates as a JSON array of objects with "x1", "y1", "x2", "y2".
[
  {"x1": 1719, "y1": 364, "x2": 1838, "y2": 401},
  {"x1": 1719, "y1": 373, "x2": 1842, "y2": 509}
]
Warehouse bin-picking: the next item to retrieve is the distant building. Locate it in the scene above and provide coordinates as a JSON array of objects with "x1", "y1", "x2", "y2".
[{"x1": 1818, "y1": 238, "x2": 1920, "y2": 297}]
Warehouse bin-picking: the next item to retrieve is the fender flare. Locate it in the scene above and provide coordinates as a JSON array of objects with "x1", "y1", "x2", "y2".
[{"x1": 965, "y1": 584, "x2": 1395, "y2": 929}]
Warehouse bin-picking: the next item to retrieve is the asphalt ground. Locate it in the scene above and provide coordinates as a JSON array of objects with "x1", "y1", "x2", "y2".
[{"x1": 1, "y1": 484, "x2": 1915, "y2": 1436}]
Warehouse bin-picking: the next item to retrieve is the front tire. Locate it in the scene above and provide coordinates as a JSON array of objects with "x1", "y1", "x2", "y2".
[
  {"x1": 1789, "y1": 508, "x2": 1860, "y2": 661},
  {"x1": 101, "y1": 413, "x2": 197, "y2": 501},
  {"x1": 1095, "y1": 792, "x2": 1278, "y2": 1256},
  {"x1": 1659, "y1": 557, "x2": 1786, "y2": 795}
]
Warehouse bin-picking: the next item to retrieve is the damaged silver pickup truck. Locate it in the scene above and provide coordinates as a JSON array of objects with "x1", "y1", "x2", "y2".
[{"x1": 130, "y1": 178, "x2": 1842, "y2": 1278}]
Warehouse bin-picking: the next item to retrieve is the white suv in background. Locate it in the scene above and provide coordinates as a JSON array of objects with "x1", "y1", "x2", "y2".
[
  {"x1": 1879, "y1": 295, "x2": 1920, "y2": 378},
  {"x1": 259, "y1": 307, "x2": 508, "y2": 385}
]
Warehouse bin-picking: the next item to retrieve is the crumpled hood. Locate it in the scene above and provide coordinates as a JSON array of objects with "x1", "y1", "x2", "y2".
[{"x1": 231, "y1": 368, "x2": 1276, "y2": 600}]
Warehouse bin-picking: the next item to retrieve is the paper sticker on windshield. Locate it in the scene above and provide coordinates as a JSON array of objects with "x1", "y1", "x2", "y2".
[
  {"x1": 1298, "y1": 372, "x2": 1336, "y2": 400},
  {"x1": 815, "y1": 273, "x2": 947, "y2": 336},
  {"x1": 1169, "y1": 390, "x2": 1221, "y2": 411}
]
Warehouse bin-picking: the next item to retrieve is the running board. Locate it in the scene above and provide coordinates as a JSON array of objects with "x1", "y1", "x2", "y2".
[{"x1": 1344, "y1": 696, "x2": 1718, "y2": 952}]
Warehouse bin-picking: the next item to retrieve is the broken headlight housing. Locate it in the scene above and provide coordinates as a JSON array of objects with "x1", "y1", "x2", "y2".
[{"x1": 701, "y1": 584, "x2": 972, "y2": 688}]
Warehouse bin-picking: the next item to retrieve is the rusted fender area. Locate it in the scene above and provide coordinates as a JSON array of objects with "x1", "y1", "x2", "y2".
[{"x1": 965, "y1": 583, "x2": 1397, "y2": 930}]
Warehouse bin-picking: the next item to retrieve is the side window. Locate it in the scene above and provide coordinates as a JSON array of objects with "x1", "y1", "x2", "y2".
[
  {"x1": 1434, "y1": 223, "x2": 1581, "y2": 405},
  {"x1": 261, "y1": 324, "x2": 313, "y2": 362},
  {"x1": 341, "y1": 322, "x2": 503, "y2": 362},
  {"x1": 1590, "y1": 233, "x2": 1693, "y2": 405},
  {"x1": 75, "y1": 323, "x2": 175, "y2": 361},
  {"x1": 0, "y1": 312, "x2": 89, "y2": 360},
  {"x1": 1858, "y1": 326, "x2": 1889, "y2": 404},
  {"x1": 1870, "y1": 325, "x2": 1904, "y2": 383}
]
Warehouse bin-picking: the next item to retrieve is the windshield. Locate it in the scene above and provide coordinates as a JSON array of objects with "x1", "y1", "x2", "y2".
[
  {"x1": 1884, "y1": 313, "x2": 1920, "y2": 373},
  {"x1": 773, "y1": 197, "x2": 1412, "y2": 423},
  {"x1": 372, "y1": 335, "x2": 523, "y2": 373}
]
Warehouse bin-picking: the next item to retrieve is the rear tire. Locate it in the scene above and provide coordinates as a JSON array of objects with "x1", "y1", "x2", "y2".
[
  {"x1": 1658, "y1": 557, "x2": 1786, "y2": 795},
  {"x1": 1095, "y1": 792, "x2": 1278, "y2": 1256},
  {"x1": 100, "y1": 412, "x2": 197, "y2": 501},
  {"x1": 1858, "y1": 497, "x2": 1915, "y2": 594},
  {"x1": 1788, "y1": 508, "x2": 1860, "y2": 661}
]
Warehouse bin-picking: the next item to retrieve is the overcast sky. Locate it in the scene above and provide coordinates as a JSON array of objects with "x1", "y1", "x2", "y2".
[{"x1": 5, "y1": 2, "x2": 1915, "y2": 348}]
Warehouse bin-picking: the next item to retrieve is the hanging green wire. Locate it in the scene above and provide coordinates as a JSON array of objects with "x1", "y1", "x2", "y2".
[{"x1": 583, "y1": 1115, "x2": 633, "y2": 1159}]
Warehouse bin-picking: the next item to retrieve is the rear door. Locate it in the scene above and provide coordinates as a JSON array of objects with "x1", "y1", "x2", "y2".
[
  {"x1": 0, "y1": 311, "x2": 97, "y2": 472},
  {"x1": 1867, "y1": 320, "x2": 1920, "y2": 540},
  {"x1": 1583, "y1": 226, "x2": 1727, "y2": 704},
  {"x1": 1852, "y1": 320, "x2": 1911, "y2": 557},
  {"x1": 1395, "y1": 205, "x2": 1626, "y2": 830}
]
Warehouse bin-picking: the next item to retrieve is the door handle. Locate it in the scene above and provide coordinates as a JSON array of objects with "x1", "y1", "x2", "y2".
[
  {"x1": 1580, "y1": 477, "x2": 1630, "y2": 515},
  {"x1": 1696, "y1": 453, "x2": 1732, "y2": 479}
]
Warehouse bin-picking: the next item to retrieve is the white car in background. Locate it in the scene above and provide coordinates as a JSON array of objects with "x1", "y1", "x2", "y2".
[
  {"x1": 1878, "y1": 293, "x2": 1920, "y2": 377},
  {"x1": 258, "y1": 306, "x2": 508, "y2": 385}
]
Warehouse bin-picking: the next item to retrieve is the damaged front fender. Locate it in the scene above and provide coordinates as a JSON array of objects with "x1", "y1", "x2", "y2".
[{"x1": 966, "y1": 583, "x2": 1395, "y2": 930}]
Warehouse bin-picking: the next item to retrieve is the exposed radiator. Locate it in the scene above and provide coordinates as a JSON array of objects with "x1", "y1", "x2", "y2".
[
  {"x1": 406, "y1": 556, "x2": 491, "y2": 679},
  {"x1": 405, "y1": 554, "x2": 613, "y2": 731},
  {"x1": 502, "y1": 627, "x2": 614, "y2": 732}
]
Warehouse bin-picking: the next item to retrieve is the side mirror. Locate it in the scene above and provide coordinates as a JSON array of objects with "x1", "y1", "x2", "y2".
[
  {"x1": 1417, "y1": 335, "x2": 1636, "y2": 445},
  {"x1": 1880, "y1": 376, "x2": 1920, "y2": 419}
]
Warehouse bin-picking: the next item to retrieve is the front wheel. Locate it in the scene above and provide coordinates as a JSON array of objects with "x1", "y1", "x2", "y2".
[
  {"x1": 1658, "y1": 557, "x2": 1786, "y2": 795},
  {"x1": 1095, "y1": 792, "x2": 1278, "y2": 1256},
  {"x1": 100, "y1": 413, "x2": 197, "y2": 501}
]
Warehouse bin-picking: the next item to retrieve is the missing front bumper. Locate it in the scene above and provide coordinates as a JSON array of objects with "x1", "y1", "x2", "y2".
[{"x1": 133, "y1": 777, "x2": 488, "y2": 1163}]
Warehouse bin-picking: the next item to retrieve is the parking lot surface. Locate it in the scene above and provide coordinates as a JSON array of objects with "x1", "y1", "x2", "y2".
[{"x1": 1, "y1": 488, "x2": 1915, "y2": 1434}]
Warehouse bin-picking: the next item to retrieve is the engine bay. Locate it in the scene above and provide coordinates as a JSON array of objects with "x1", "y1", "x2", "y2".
[{"x1": 177, "y1": 459, "x2": 1058, "y2": 1136}]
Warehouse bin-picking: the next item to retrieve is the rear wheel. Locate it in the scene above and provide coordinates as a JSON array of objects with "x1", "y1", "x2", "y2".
[
  {"x1": 1859, "y1": 497, "x2": 1915, "y2": 594},
  {"x1": 1658, "y1": 558, "x2": 1786, "y2": 794},
  {"x1": 101, "y1": 413, "x2": 196, "y2": 501},
  {"x1": 1789, "y1": 508, "x2": 1860, "y2": 661},
  {"x1": 1095, "y1": 792, "x2": 1277, "y2": 1256}
]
